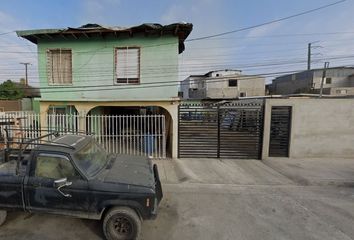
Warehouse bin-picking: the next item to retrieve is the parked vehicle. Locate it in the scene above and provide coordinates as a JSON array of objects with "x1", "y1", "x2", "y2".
[{"x1": 0, "y1": 132, "x2": 163, "y2": 240}]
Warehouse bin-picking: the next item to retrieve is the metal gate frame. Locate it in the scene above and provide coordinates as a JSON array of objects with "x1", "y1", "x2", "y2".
[
  {"x1": 268, "y1": 106, "x2": 292, "y2": 157},
  {"x1": 178, "y1": 100, "x2": 264, "y2": 159},
  {"x1": 0, "y1": 112, "x2": 166, "y2": 158}
]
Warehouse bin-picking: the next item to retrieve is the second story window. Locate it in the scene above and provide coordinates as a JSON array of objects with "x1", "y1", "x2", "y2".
[
  {"x1": 47, "y1": 49, "x2": 72, "y2": 85},
  {"x1": 229, "y1": 79, "x2": 238, "y2": 87},
  {"x1": 115, "y1": 47, "x2": 140, "y2": 84}
]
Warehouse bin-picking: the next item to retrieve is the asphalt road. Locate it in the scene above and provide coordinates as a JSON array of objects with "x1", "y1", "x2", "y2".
[{"x1": 1, "y1": 183, "x2": 354, "y2": 240}]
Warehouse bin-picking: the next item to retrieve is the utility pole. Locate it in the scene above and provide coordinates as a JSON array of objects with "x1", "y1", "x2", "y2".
[
  {"x1": 307, "y1": 41, "x2": 321, "y2": 70},
  {"x1": 19, "y1": 62, "x2": 31, "y2": 86},
  {"x1": 307, "y1": 43, "x2": 311, "y2": 70},
  {"x1": 319, "y1": 62, "x2": 330, "y2": 98}
]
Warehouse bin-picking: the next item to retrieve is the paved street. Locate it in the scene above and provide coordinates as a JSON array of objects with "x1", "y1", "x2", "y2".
[{"x1": 1, "y1": 159, "x2": 354, "y2": 240}]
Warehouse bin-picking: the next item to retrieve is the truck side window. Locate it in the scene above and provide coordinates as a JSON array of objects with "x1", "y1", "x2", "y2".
[{"x1": 35, "y1": 154, "x2": 78, "y2": 179}]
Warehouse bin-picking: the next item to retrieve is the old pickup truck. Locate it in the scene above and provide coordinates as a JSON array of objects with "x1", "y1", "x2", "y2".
[{"x1": 0, "y1": 133, "x2": 163, "y2": 240}]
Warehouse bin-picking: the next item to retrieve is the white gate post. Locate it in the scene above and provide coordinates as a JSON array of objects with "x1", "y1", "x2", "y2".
[{"x1": 78, "y1": 111, "x2": 87, "y2": 133}]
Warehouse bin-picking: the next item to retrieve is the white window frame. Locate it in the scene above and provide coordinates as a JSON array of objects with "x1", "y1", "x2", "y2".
[{"x1": 114, "y1": 47, "x2": 140, "y2": 85}]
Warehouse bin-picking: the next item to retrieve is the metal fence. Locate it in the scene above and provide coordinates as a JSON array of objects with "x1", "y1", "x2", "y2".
[
  {"x1": 86, "y1": 115, "x2": 166, "y2": 158},
  {"x1": 178, "y1": 100, "x2": 264, "y2": 159},
  {"x1": 0, "y1": 112, "x2": 166, "y2": 158}
]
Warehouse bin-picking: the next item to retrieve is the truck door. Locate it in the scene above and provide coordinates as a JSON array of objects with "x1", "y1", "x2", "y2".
[{"x1": 24, "y1": 153, "x2": 89, "y2": 216}]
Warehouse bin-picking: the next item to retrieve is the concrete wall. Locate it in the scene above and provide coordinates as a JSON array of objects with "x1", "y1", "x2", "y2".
[
  {"x1": 180, "y1": 78, "x2": 190, "y2": 99},
  {"x1": 262, "y1": 98, "x2": 354, "y2": 159},
  {"x1": 272, "y1": 71, "x2": 313, "y2": 95},
  {"x1": 180, "y1": 76, "x2": 205, "y2": 99},
  {"x1": 312, "y1": 68, "x2": 354, "y2": 89},
  {"x1": 181, "y1": 73, "x2": 265, "y2": 99},
  {"x1": 271, "y1": 68, "x2": 354, "y2": 95},
  {"x1": 37, "y1": 34, "x2": 179, "y2": 101},
  {"x1": 205, "y1": 75, "x2": 265, "y2": 98},
  {"x1": 21, "y1": 98, "x2": 33, "y2": 111},
  {"x1": 0, "y1": 100, "x2": 21, "y2": 112},
  {"x1": 329, "y1": 87, "x2": 354, "y2": 95},
  {"x1": 312, "y1": 87, "x2": 354, "y2": 96}
]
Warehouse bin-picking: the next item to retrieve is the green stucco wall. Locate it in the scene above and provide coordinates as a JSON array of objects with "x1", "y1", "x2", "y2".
[{"x1": 37, "y1": 34, "x2": 179, "y2": 101}]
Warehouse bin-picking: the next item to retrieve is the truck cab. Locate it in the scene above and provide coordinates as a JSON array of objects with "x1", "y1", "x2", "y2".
[{"x1": 0, "y1": 133, "x2": 163, "y2": 240}]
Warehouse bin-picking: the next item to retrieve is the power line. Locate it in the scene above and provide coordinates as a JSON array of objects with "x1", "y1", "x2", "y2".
[
  {"x1": 11, "y1": 66, "x2": 354, "y2": 94},
  {"x1": 186, "y1": 0, "x2": 347, "y2": 42},
  {"x1": 0, "y1": 70, "x2": 304, "y2": 94},
  {"x1": 2, "y1": 63, "x2": 354, "y2": 93},
  {"x1": 2, "y1": 52, "x2": 354, "y2": 74},
  {"x1": 0, "y1": 31, "x2": 15, "y2": 36}
]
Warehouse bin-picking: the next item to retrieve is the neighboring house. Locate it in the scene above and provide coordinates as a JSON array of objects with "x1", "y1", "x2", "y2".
[
  {"x1": 0, "y1": 83, "x2": 40, "y2": 112},
  {"x1": 180, "y1": 69, "x2": 265, "y2": 99},
  {"x1": 16, "y1": 23, "x2": 193, "y2": 158},
  {"x1": 270, "y1": 67, "x2": 354, "y2": 95}
]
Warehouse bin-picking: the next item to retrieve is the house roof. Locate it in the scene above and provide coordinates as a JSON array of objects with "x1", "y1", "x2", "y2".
[
  {"x1": 16, "y1": 22, "x2": 193, "y2": 54},
  {"x1": 204, "y1": 69, "x2": 242, "y2": 76},
  {"x1": 273, "y1": 66, "x2": 354, "y2": 81},
  {"x1": 17, "y1": 84, "x2": 41, "y2": 98}
]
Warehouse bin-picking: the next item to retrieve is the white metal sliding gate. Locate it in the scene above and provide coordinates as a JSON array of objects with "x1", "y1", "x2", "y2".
[
  {"x1": 0, "y1": 112, "x2": 166, "y2": 158},
  {"x1": 86, "y1": 115, "x2": 166, "y2": 158}
]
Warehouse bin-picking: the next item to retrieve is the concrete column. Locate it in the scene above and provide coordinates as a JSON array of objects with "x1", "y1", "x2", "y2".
[
  {"x1": 168, "y1": 104, "x2": 178, "y2": 159},
  {"x1": 39, "y1": 102, "x2": 50, "y2": 135},
  {"x1": 261, "y1": 100, "x2": 271, "y2": 159}
]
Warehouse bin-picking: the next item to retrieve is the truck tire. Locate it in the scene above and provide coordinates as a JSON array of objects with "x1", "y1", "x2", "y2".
[
  {"x1": 103, "y1": 207, "x2": 141, "y2": 240},
  {"x1": 0, "y1": 210, "x2": 6, "y2": 226}
]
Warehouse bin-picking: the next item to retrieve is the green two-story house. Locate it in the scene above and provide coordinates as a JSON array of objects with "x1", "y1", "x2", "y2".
[{"x1": 16, "y1": 23, "x2": 193, "y2": 158}]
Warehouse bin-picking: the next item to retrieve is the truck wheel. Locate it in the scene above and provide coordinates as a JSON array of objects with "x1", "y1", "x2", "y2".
[
  {"x1": 103, "y1": 207, "x2": 141, "y2": 240},
  {"x1": 0, "y1": 210, "x2": 6, "y2": 226}
]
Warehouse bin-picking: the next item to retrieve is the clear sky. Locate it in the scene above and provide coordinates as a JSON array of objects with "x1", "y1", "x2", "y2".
[{"x1": 0, "y1": 0, "x2": 353, "y2": 85}]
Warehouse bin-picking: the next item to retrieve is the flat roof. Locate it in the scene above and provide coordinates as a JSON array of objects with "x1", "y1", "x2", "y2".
[{"x1": 16, "y1": 23, "x2": 193, "y2": 54}]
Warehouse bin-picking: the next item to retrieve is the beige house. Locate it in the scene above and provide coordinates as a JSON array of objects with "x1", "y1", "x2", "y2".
[{"x1": 180, "y1": 70, "x2": 265, "y2": 99}]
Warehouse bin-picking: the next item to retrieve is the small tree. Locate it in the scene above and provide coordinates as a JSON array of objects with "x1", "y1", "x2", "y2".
[{"x1": 0, "y1": 80, "x2": 24, "y2": 100}]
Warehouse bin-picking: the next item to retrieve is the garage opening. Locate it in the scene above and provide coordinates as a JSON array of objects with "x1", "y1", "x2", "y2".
[{"x1": 86, "y1": 106, "x2": 170, "y2": 158}]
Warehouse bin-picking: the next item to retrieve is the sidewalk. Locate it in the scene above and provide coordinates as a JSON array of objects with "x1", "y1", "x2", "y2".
[
  {"x1": 263, "y1": 157, "x2": 354, "y2": 186},
  {"x1": 153, "y1": 158, "x2": 294, "y2": 185}
]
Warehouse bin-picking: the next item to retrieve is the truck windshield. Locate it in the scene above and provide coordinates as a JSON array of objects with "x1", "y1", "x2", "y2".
[{"x1": 74, "y1": 140, "x2": 108, "y2": 177}]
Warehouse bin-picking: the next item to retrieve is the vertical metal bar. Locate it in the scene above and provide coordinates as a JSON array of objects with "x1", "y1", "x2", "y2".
[
  {"x1": 217, "y1": 106, "x2": 220, "y2": 158},
  {"x1": 115, "y1": 115, "x2": 118, "y2": 154},
  {"x1": 158, "y1": 115, "x2": 161, "y2": 158},
  {"x1": 148, "y1": 115, "x2": 150, "y2": 157},
  {"x1": 119, "y1": 116, "x2": 121, "y2": 154},
  {"x1": 154, "y1": 114, "x2": 156, "y2": 157},
  {"x1": 100, "y1": 115, "x2": 103, "y2": 146},
  {"x1": 143, "y1": 115, "x2": 145, "y2": 156},
  {"x1": 123, "y1": 115, "x2": 126, "y2": 154},
  {"x1": 129, "y1": 115, "x2": 132, "y2": 155},
  {"x1": 134, "y1": 115, "x2": 137, "y2": 155},
  {"x1": 130, "y1": 115, "x2": 135, "y2": 155},
  {"x1": 104, "y1": 115, "x2": 106, "y2": 150},
  {"x1": 109, "y1": 115, "x2": 112, "y2": 153},
  {"x1": 258, "y1": 100, "x2": 265, "y2": 160},
  {"x1": 112, "y1": 115, "x2": 114, "y2": 153},
  {"x1": 177, "y1": 105, "x2": 180, "y2": 158},
  {"x1": 162, "y1": 115, "x2": 166, "y2": 158},
  {"x1": 139, "y1": 115, "x2": 144, "y2": 155}
]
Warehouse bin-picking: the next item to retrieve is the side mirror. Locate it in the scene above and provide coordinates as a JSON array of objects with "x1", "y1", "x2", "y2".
[{"x1": 53, "y1": 178, "x2": 72, "y2": 198}]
